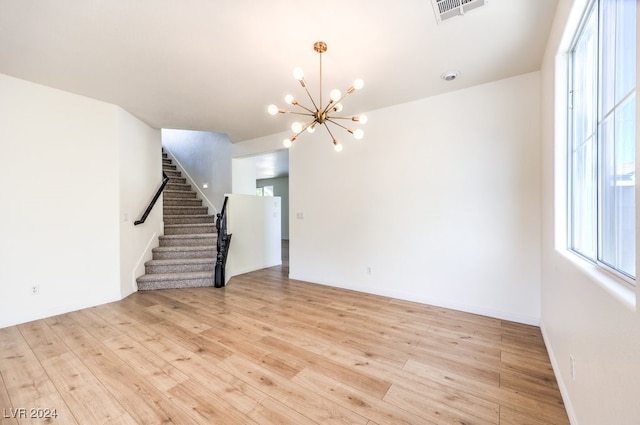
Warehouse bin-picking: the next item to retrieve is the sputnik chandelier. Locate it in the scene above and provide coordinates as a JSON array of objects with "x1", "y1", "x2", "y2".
[{"x1": 267, "y1": 41, "x2": 367, "y2": 152}]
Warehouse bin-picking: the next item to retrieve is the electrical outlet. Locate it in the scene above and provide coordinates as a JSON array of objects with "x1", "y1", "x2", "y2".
[
  {"x1": 30, "y1": 285, "x2": 40, "y2": 296},
  {"x1": 367, "y1": 266, "x2": 372, "y2": 275}
]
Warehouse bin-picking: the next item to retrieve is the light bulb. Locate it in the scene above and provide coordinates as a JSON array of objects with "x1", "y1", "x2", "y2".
[
  {"x1": 334, "y1": 141, "x2": 343, "y2": 152},
  {"x1": 353, "y1": 78, "x2": 364, "y2": 90},
  {"x1": 330, "y1": 89, "x2": 341, "y2": 102},
  {"x1": 307, "y1": 124, "x2": 316, "y2": 133},
  {"x1": 291, "y1": 122, "x2": 303, "y2": 133},
  {"x1": 353, "y1": 129, "x2": 364, "y2": 140},
  {"x1": 283, "y1": 138, "x2": 292, "y2": 148},
  {"x1": 293, "y1": 67, "x2": 304, "y2": 80},
  {"x1": 267, "y1": 104, "x2": 279, "y2": 115},
  {"x1": 285, "y1": 94, "x2": 295, "y2": 104},
  {"x1": 358, "y1": 114, "x2": 368, "y2": 124},
  {"x1": 333, "y1": 103, "x2": 343, "y2": 113}
]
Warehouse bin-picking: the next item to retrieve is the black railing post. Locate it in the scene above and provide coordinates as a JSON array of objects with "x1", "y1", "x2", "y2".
[{"x1": 214, "y1": 196, "x2": 232, "y2": 288}]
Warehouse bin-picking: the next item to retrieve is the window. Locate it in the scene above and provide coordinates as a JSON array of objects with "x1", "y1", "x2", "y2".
[
  {"x1": 256, "y1": 185, "x2": 274, "y2": 197},
  {"x1": 569, "y1": 0, "x2": 636, "y2": 281}
]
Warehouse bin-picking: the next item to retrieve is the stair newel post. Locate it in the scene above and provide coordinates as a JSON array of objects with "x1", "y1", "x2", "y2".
[{"x1": 214, "y1": 196, "x2": 231, "y2": 288}]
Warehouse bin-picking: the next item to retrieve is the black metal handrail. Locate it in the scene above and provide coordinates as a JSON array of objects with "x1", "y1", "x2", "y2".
[
  {"x1": 134, "y1": 171, "x2": 170, "y2": 225},
  {"x1": 214, "y1": 196, "x2": 232, "y2": 288}
]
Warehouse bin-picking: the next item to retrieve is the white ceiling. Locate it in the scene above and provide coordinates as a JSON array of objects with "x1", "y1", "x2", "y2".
[{"x1": 0, "y1": 0, "x2": 558, "y2": 142}]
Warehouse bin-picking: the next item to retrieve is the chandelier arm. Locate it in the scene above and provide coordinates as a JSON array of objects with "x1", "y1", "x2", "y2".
[
  {"x1": 292, "y1": 119, "x2": 319, "y2": 140},
  {"x1": 321, "y1": 100, "x2": 336, "y2": 116},
  {"x1": 287, "y1": 111, "x2": 315, "y2": 117},
  {"x1": 325, "y1": 119, "x2": 349, "y2": 131},
  {"x1": 325, "y1": 115, "x2": 359, "y2": 120},
  {"x1": 322, "y1": 122, "x2": 338, "y2": 142},
  {"x1": 300, "y1": 79, "x2": 320, "y2": 111},
  {"x1": 327, "y1": 88, "x2": 353, "y2": 110},
  {"x1": 291, "y1": 102, "x2": 316, "y2": 114}
]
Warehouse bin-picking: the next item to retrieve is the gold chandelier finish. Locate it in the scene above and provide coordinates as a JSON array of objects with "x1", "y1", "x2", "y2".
[{"x1": 268, "y1": 41, "x2": 367, "y2": 152}]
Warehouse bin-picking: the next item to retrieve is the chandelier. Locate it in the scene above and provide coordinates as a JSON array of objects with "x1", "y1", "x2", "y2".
[{"x1": 267, "y1": 41, "x2": 367, "y2": 152}]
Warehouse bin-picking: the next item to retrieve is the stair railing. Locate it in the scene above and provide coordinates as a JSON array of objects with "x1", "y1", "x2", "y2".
[
  {"x1": 214, "y1": 196, "x2": 232, "y2": 288},
  {"x1": 134, "y1": 171, "x2": 170, "y2": 225}
]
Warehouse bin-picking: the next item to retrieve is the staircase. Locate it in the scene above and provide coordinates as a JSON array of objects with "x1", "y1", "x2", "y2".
[{"x1": 136, "y1": 150, "x2": 217, "y2": 290}]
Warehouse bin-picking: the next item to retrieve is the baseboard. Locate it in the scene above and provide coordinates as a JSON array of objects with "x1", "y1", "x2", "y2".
[
  {"x1": 540, "y1": 323, "x2": 578, "y2": 425},
  {"x1": 129, "y1": 231, "x2": 159, "y2": 295}
]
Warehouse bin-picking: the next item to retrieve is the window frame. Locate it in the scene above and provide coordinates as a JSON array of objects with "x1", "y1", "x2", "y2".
[{"x1": 567, "y1": 0, "x2": 636, "y2": 286}]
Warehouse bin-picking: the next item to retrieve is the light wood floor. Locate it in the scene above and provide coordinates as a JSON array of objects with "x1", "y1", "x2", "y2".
[{"x1": 0, "y1": 265, "x2": 569, "y2": 424}]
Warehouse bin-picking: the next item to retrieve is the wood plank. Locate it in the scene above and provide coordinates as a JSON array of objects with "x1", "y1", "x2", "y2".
[
  {"x1": 0, "y1": 372, "x2": 18, "y2": 425},
  {"x1": 292, "y1": 367, "x2": 433, "y2": 425},
  {"x1": 218, "y1": 354, "x2": 368, "y2": 425}
]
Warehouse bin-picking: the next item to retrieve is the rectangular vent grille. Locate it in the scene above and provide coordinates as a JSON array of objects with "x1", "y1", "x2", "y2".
[{"x1": 431, "y1": 0, "x2": 487, "y2": 22}]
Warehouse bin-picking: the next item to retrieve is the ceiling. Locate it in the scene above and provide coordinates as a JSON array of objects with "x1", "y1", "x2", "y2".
[{"x1": 0, "y1": 0, "x2": 558, "y2": 142}]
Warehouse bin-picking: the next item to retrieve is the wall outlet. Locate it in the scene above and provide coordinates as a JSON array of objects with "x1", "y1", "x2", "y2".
[
  {"x1": 30, "y1": 285, "x2": 40, "y2": 296},
  {"x1": 570, "y1": 355, "x2": 576, "y2": 380},
  {"x1": 296, "y1": 212, "x2": 304, "y2": 220},
  {"x1": 367, "y1": 266, "x2": 372, "y2": 275}
]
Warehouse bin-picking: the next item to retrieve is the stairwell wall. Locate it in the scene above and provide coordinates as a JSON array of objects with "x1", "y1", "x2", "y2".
[{"x1": 0, "y1": 73, "x2": 161, "y2": 328}]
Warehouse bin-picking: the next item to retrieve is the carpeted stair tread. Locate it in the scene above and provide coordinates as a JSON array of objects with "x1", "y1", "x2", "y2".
[
  {"x1": 146, "y1": 258, "x2": 215, "y2": 266},
  {"x1": 137, "y1": 271, "x2": 212, "y2": 282},
  {"x1": 136, "y1": 271, "x2": 214, "y2": 290},
  {"x1": 159, "y1": 233, "x2": 216, "y2": 241},
  {"x1": 158, "y1": 234, "x2": 216, "y2": 247},
  {"x1": 153, "y1": 245, "x2": 215, "y2": 253},
  {"x1": 163, "y1": 206, "x2": 209, "y2": 215},
  {"x1": 164, "y1": 223, "x2": 216, "y2": 230},
  {"x1": 164, "y1": 223, "x2": 216, "y2": 235}
]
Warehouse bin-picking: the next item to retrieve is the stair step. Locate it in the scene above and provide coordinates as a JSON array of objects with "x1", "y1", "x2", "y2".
[
  {"x1": 152, "y1": 245, "x2": 216, "y2": 259},
  {"x1": 163, "y1": 164, "x2": 177, "y2": 171},
  {"x1": 163, "y1": 190, "x2": 196, "y2": 199},
  {"x1": 164, "y1": 223, "x2": 216, "y2": 235},
  {"x1": 145, "y1": 258, "x2": 215, "y2": 274},
  {"x1": 164, "y1": 214, "x2": 215, "y2": 225},
  {"x1": 164, "y1": 170, "x2": 182, "y2": 178},
  {"x1": 164, "y1": 198, "x2": 202, "y2": 207},
  {"x1": 162, "y1": 158, "x2": 172, "y2": 164},
  {"x1": 158, "y1": 234, "x2": 216, "y2": 247},
  {"x1": 137, "y1": 271, "x2": 213, "y2": 291},
  {"x1": 163, "y1": 206, "x2": 208, "y2": 216},
  {"x1": 165, "y1": 183, "x2": 191, "y2": 191},
  {"x1": 162, "y1": 152, "x2": 168, "y2": 159},
  {"x1": 167, "y1": 176, "x2": 186, "y2": 184}
]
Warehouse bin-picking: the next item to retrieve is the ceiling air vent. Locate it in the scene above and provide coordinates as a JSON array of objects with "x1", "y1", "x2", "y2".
[{"x1": 431, "y1": 0, "x2": 488, "y2": 23}]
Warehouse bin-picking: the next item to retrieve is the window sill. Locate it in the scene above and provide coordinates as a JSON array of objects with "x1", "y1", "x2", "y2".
[{"x1": 557, "y1": 249, "x2": 636, "y2": 311}]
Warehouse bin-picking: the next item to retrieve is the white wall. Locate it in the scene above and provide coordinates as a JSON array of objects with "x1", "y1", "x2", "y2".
[
  {"x1": 0, "y1": 73, "x2": 162, "y2": 328},
  {"x1": 540, "y1": 1, "x2": 640, "y2": 423},
  {"x1": 232, "y1": 156, "x2": 258, "y2": 195},
  {"x1": 235, "y1": 72, "x2": 542, "y2": 325},
  {"x1": 162, "y1": 129, "x2": 233, "y2": 212},
  {"x1": 257, "y1": 176, "x2": 289, "y2": 240},
  {"x1": 225, "y1": 194, "x2": 281, "y2": 281},
  {"x1": 118, "y1": 109, "x2": 163, "y2": 298}
]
